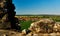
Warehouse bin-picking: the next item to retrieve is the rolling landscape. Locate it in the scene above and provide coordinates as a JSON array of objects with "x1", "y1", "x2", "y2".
[
  {"x1": 1, "y1": 0, "x2": 60, "y2": 36},
  {"x1": 15, "y1": 15, "x2": 60, "y2": 30}
]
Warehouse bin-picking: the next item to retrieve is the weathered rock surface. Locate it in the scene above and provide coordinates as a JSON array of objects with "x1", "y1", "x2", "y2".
[
  {"x1": 29, "y1": 18, "x2": 55, "y2": 33},
  {"x1": 0, "y1": 0, "x2": 21, "y2": 36},
  {"x1": 0, "y1": 0, "x2": 21, "y2": 30},
  {"x1": 0, "y1": 18, "x2": 60, "y2": 36}
]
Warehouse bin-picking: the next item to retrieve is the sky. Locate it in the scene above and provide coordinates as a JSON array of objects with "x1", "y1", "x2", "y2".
[{"x1": 13, "y1": 0, "x2": 60, "y2": 15}]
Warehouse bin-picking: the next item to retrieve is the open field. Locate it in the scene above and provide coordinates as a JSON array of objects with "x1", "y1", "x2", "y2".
[{"x1": 15, "y1": 15, "x2": 60, "y2": 30}]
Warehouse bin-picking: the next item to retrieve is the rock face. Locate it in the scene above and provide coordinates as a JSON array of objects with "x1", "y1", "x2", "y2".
[
  {"x1": 0, "y1": 0, "x2": 20, "y2": 30},
  {"x1": 53, "y1": 22, "x2": 60, "y2": 32},
  {"x1": 29, "y1": 18, "x2": 55, "y2": 33}
]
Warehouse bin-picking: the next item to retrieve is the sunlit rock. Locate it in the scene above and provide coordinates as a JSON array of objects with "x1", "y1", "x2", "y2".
[{"x1": 29, "y1": 18, "x2": 55, "y2": 33}]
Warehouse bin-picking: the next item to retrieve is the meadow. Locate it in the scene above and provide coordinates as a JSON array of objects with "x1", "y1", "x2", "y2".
[{"x1": 16, "y1": 15, "x2": 60, "y2": 30}]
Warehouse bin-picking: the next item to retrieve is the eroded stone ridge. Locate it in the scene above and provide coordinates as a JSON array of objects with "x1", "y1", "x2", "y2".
[{"x1": 0, "y1": 0, "x2": 21, "y2": 31}]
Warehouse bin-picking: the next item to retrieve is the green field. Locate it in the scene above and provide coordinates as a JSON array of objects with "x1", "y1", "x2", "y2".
[{"x1": 19, "y1": 20, "x2": 33, "y2": 30}]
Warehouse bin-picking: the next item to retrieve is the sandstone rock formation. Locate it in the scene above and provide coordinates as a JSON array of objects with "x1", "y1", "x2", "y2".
[
  {"x1": 20, "y1": 18, "x2": 60, "y2": 36},
  {"x1": 0, "y1": 0, "x2": 21, "y2": 31},
  {"x1": 29, "y1": 18, "x2": 55, "y2": 33},
  {"x1": 53, "y1": 22, "x2": 60, "y2": 32},
  {"x1": 0, "y1": 18, "x2": 59, "y2": 36}
]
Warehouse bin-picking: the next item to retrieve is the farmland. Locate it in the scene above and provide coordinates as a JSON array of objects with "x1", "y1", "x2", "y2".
[{"x1": 15, "y1": 15, "x2": 60, "y2": 30}]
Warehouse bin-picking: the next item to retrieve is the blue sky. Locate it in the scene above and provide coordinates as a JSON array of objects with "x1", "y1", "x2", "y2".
[{"x1": 13, "y1": 0, "x2": 60, "y2": 15}]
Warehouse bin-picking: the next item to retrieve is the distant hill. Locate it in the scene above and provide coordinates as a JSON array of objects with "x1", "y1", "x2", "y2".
[{"x1": 16, "y1": 14, "x2": 60, "y2": 16}]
